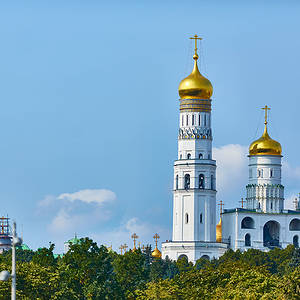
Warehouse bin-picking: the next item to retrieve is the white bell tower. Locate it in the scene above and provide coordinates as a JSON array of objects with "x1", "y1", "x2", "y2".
[
  {"x1": 246, "y1": 105, "x2": 284, "y2": 213},
  {"x1": 162, "y1": 36, "x2": 227, "y2": 263}
]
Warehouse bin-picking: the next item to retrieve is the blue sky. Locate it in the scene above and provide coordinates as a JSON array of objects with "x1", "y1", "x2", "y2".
[{"x1": 1, "y1": 0, "x2": 300, "y2": 252}]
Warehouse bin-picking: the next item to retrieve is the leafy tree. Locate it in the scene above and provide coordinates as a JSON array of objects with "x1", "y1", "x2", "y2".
[
  {"x1": 61, "y1": 238, "x2": 120, "y2": 299},
  {"x1": 32, "y1": 243, "x2": 57, "y2": 267},
  {"x1": 113, "y1": 249, "x2": 149, "y2": 299}
]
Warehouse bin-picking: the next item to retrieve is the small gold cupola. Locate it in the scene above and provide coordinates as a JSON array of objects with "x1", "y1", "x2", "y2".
[
  {"x1": 151, "y1": 233, "x2": 162, "y2": 259},
  {"x1": 178, "y1": 35, "x2": 213, "y2": 100},
  {"x1": 249, "y1": 105, "x2": 282, "y2": 156}
]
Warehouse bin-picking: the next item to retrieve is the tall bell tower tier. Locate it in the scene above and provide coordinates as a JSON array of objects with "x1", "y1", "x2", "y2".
[
  {"x1": 162, "y1": 35, "x2": 228, "y2": 263},
  {"x1": 246, "y1": 105, "x2": 284, "y2": 213}
]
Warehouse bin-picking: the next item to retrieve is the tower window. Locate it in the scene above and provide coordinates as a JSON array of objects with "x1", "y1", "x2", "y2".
[
  {"x1": 185, "y1": 213, "x2": 189, "y2": 224},
  {"x1": 270, "y1": 169, "x2": 273, "y2": 178},
  {"x1": 199, "y1": 153, "x2": 203, "y2": 159},
  {"x1": 186, "y1": 115, "x2": 189, "y2": 126},
  {"x1": 271, "y1": 202, "x2": 273, "y2": 209},
  {"x1": 199, "y1": 114, "x2": 201, "y2": 126},
  {"x1": 192, "y1": 115, "x2": 194, "y2": 125},
  {"x1": 200, "y1": 213, "x2": 203, "y2": 223},
  {"x1": 199, "y1": 174, "x2": 205, "y2": 189},
  {"x1": 211, "y1": 175, "x2": 214, "y2": 190},
  {"x1": 182, "y1": 115, "x2": 184, "y2": 126},
  {"x1": 187, "y1": 153, "x2": 191, "y2": 159},
  {"x1": 176, "y1": 175, "x2": 178, "y2": 190},
  {"x1": 184, "y1": 174, "x2": 190, "y2": 190},
  {"x1": 204, "y1": 114, "x2": 207, "y2": 126}
]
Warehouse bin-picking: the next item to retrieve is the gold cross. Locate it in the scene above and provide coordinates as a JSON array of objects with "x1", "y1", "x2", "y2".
[
  {"x1": 131, "y1": 233, "x2": 139, "y2": 250},
  {"x1": 262, "y1": 105, "x2": 271, "y2": 125},
  {"x1": 119, "y1": 245, "x2": 124, "y2": 255},
  {"x1": 218, "y1": 200, "x2": 224, "y2": 216},
  {"x1": 239, "y1": 198, "x2": 245, "y2": 209},
  {"x1": 123, "y1": 243, "x2": 128, "y2": 253},
  {"x1": 190, "y1": 34, "x2": 202, "y2": 56},
  {"x1": 153, "y1": 233, "x2": 160, "y2": 248}
]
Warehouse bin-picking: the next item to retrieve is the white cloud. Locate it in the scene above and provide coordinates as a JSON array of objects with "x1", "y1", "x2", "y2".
[
  {"x1": 40, "y1": 189, "x2": 116, "y2": 207},
  {"x1": 213, "y1": 144, "x2": 248, "y2": 196},
  {"x1": 38, "y1": 188, "x2": 116, "y2": 238}
]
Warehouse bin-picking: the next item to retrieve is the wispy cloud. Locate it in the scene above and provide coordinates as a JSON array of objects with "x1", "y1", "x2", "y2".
[
  {"x1": 37, "y1": 189, "x2": 116, "y2": 237},
  {"x1": 213, "y1": 144, "x2": 248, "y2": 195}
]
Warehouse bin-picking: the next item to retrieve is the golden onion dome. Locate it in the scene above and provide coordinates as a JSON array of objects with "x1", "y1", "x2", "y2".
[
  {"x1": 178, "y1": 54, "x2": 213, "y2": 100},
  {"x1": 151, "y1": 247, "x2": 162, "y2": 259},
  {"x1": 216, "y1": 218, "x2": 222, "y2": 243},
  {"x1": 249, "y1": 124, "x2": 282, "y2": 156}
]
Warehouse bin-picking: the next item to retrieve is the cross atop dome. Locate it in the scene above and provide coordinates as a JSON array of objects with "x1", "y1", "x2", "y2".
[
  {"x1": 190, "y1": 34, "x2": 202, "y2": 60},
  {"x1": 262, "y1": 105, "x2": 271, "y2": 125}
]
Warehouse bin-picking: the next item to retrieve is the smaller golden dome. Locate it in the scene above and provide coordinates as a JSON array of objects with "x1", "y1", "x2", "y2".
[
  {"x1": 216, "y1": 218, "x2": 222, "y2": 243},
  {"x1": 249, "y1": 125, "x2": 282, "y2": 156},
  {"x1": 178, "y1": 54, "x2": 213, "y2": 100},
  {"x1": 152, "y1": 247, "x2": 162, "y2": 259}
]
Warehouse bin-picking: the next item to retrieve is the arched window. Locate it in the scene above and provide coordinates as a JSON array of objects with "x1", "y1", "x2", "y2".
[
  {"x1": 257, "y1": 170, "x2": 261, "y2": 177},
  {"x1": 187, "y1": 153, "x2": 191, "y2": 159},
  {"x1": 271, "y1": 202, "x2": 273, "y2": 209},
  {"x1": 270, "y1": 169, "x2": 273, "y2": 178},
  {"x1": 186, "y1": 115, "x2": 189, "y2": 126},
  {"x1": 204, "y1": 114, "x2": 207, "y2": 126},
  {"x1": 201, "y1": 255, "x2": 210, "y2": 260},
  {"x1": 178, "y1": 254, "x2": 188, "y2": 262},
  {"x1": 241, "y1": 217, "x2": 255, "y2": 229},
  {"x1": 175, "y1": 175, "x2": 178, "y2": 190},
  {"x1": 199, "y1": 153, "x2": 203, "y2": 159},
  {"x1": 293, "y1": 235, "x2": 299, "y2": 248},
  {"x1": 192, "y1": 115, "x2": 194, "y2": 125},
  {"x1": 208, "y1": 154, "x2": 211, "y2": 159},
  {"x1": 184, "y1": 174, "x2": 190, "y2": 190},
  {"x1": 180, "y1": 154, "x2": 182, "y2": 159},
  {"x1": 182, "y1": 115, "x2": 184, "y2": 126},
  {"x1": 199, "y1": 174, "x2": 205, "y2": 189},
  {"x1": 245, "y1": 233, "x2": 251, "y2": 246},
  {"x1": 200, "y1": 213, "x2": 203, "y2": 223},
  {"x1": 289, "y1": 219, "x2": 300, "y2": 231},
  {"x1": 198, "y1": 114, "x2": 201, "y2": 126},
  {"x1": 185, "y1": 213, "x2": 189, "y2": 224},
  {"x1": 211, "y1": 175, "x2": 214, "y2": 190}
]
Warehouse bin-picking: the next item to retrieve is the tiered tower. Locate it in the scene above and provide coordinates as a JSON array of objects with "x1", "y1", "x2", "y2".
[
  {"x1": 173, "y1": 35, "x2": 216, "y2": 242},
  {"x1": 246, "y1": 106, "x2": 284, "y2": 213}
]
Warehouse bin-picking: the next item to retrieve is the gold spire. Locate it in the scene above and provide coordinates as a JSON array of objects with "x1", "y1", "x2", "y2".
[
  {"x1": 178, "y1": 35, "x2": 213, "y2": 100},
  {"x1": 151, "y1": 233, "x2": 162, "y2": 258},
  {"x1": 249, "y1": 105, "x2": 282, "y2": 156},
  {"x1": 216, "y1": 218, "x2": 222, "y2": 243}
]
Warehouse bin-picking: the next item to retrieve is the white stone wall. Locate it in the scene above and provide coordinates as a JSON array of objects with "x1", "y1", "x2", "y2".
[{"x1": 222, "y1": 210, "x2": 300, "y2": 251}]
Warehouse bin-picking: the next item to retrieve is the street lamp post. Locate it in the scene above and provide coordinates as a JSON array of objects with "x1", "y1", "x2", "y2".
[{"x1": 0, "y1": 221, "x2": 22, "y2": 300}]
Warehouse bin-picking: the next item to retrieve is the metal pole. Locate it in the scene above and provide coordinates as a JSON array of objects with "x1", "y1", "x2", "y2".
[{"x1": 11, "y1": 222, "x2": 16, "y2": 300}]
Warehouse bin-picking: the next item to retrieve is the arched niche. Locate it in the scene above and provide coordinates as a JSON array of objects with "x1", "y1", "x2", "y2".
[
  {"x1": 289, "y1": 219, "x2": 300, "y2": 231},
  {"x1": 241, "y1": 217, "x2": 255, "y2": 229},
  {"x1": 263, "y1": 220, "x2": 280, "y2": 248}
]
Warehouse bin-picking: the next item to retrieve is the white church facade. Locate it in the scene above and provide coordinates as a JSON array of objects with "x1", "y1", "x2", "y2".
[{"x1": 161, "y1": 36, "x2": 300, "y2": 263}]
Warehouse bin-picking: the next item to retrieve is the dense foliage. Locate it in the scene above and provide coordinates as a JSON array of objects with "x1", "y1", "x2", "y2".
[{"x1": 0, "y1": 238, "x2": 299, "y2": 299}]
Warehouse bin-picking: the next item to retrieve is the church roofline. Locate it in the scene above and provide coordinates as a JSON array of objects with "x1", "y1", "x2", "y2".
[{"x1": 222, "y1": 208, "x2": 300, "y2": 215}]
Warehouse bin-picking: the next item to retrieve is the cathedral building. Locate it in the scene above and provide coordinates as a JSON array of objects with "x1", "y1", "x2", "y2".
[{"x1": 161, "y1": 36, "x2": 300, "y2": 263}]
